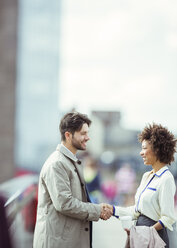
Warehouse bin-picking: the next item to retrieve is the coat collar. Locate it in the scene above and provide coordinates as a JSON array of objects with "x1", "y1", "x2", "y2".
[
  {"x1": 56, "y1": 144, "x2": 78, "y2": 162},
  {"x1": 149, "y1": 165, "x2": 169, "y2": 177},
  {"x1": 56, "y1": 144, "x2": 86, "y2": 191},
  {"x1": 154, "y1": 165, "x2": 169, "y2": 177}
]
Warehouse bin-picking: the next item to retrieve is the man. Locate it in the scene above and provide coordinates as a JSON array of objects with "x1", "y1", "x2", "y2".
[{"x1": 33, "y1": 112, "x2": 113, "y2": 248}]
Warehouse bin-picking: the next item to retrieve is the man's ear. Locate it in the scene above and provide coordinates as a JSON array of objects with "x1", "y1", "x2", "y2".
[{"x1": 64, "y1": 131, "x2": 72, "y2": 141}]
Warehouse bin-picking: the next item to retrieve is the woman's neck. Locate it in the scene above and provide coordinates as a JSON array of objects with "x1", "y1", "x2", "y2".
[{"x1": 152, "y1": 161, "x2": 166, "y2": 173}]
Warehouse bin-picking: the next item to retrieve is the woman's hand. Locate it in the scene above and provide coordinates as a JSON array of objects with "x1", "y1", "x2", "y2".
[
  {"x1": 152, "y1": 222, "x2": 163, "y2": 231},
  {"x1": 124, "y1": 228, "x2": 130, "y2": 236}
]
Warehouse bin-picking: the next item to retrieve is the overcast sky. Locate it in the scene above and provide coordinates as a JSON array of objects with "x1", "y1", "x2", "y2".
[{"x1": 58, "y1": 0, "x2": 177, "y2": 134}]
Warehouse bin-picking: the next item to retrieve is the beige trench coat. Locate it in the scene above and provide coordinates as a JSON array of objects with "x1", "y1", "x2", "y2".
[{"x1": 33, "y1": 144, "x2": 101, "y2": 248}]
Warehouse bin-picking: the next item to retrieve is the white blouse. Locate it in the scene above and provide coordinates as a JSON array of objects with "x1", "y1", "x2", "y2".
[{"x1": 114, "y1": 166, "x2": 176, "y2": 231}]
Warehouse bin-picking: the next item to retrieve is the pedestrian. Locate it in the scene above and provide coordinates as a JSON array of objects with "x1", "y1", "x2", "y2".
[
  {"x1": 33, "y1": 112, "x2": 112, "y2": 248},
  {"x1": 115, "y1": 163, "x2": 136, "y2": 205},
  {"x1": 112, "y1": 123, "x2": 177, "y2": 247},
  {"x1": 0, "y1": 195, "x2": 12, "y2": 248},
  {"x1": 83, "y1": 155, "x2": 101, "y2": 203}
]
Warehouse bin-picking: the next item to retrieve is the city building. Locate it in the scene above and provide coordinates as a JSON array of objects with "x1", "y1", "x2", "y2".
[
  {"x1": 0, "y1": 0, "x2": 18, "y2": 183},
  {"x1": 15, "y1": 0, "x2": 61, "y2": 172},
  {"x1": 88, "y1": 110, "x2": 141, "y2": 170}
]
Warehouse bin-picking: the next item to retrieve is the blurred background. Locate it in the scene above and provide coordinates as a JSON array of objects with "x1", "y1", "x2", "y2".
[{"x1": 0, "y1": 0, "x2": 177, "y2": 247}]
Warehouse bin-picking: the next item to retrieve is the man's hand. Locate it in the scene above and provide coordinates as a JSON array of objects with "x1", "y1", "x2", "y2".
[{"x1": 100, "y1": 203, "x2": 113, "y2": 220}]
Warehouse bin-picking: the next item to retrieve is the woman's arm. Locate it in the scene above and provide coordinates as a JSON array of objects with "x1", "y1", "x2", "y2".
[
  {"x1": 158, "y1": 176, "x2": 176, "y2": 231},
  {"x1": 113, "y1": 205, "x2": 139, "y2": 219},
  {"x1": 152, "y1": 221, "x2": 163, "y2": 231}
]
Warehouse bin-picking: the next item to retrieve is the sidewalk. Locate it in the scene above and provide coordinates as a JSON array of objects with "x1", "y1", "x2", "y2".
[
  {"x1": 93, "y1": 209, "x2": 177, "y2": 248},
  {"x1": 93, "y1": 217, "x2": 127, "y2": 248},
  {"x1": 12, "y1": 214, "x2": 127, "y2": 248}
]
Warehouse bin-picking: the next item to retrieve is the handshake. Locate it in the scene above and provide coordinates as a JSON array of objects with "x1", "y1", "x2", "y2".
[{"x1": 100, "y1": 203, "x2": 113, "y2": 220}]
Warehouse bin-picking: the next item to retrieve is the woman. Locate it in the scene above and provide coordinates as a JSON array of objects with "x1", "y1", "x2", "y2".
[{"x1": 113, "y1": 123, "x2": 177, "y2": 247}]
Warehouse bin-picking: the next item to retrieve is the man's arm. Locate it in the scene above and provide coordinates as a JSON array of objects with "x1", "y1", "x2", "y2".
[{"x1": 43, "y1": 162, "x2": 113, "y2": 221}]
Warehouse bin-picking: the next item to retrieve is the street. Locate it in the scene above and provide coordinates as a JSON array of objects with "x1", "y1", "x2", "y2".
[
  {"x1": 93, "y1": 217, "x2": 127, "y2": 248},
  {"x1": 11, "y1": 213, "x2": 127, "y2": 248}
]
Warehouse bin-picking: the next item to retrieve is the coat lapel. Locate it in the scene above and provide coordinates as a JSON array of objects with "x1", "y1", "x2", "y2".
[
  {"x1": 74, "y1": 160, "x2": 85, "y2": 186},
  {"x1": 57, "y1": 144, "x2": 88, "y2": 200}
]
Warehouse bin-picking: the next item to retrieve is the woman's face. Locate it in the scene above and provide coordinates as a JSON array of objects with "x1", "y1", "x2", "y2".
[{"x1": 140, "y1": 140, "x2": 157, "y2": 166}]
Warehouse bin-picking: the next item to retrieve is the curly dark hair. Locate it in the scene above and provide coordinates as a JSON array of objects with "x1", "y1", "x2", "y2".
[
  {"x1": 138, "y1": 123, "x2": 177, "y2": 165},
  {"x1": 59, "y1": 112, "x2": 91, "y2": 141}
]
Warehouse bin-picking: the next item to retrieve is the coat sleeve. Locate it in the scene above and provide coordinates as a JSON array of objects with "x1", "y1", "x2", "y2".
[{"x1": 42, "y1": 161, "x2": 101, "y2": 222}]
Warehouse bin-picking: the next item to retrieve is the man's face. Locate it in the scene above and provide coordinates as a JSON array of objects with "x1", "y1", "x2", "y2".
[{"x1": 71, "y1": 123, "x2": 90, "y2": 151}]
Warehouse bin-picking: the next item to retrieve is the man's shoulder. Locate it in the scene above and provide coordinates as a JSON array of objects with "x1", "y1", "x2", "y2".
[
  {"x1": 43, "y1": 149, "x2": 66, "y2": 167},
  {"x1": 39, "y1": 150, "x2": 70, "y2": 181},
  {"x1": 42, "y1": 148, "x2": 73, "y2": 172}
]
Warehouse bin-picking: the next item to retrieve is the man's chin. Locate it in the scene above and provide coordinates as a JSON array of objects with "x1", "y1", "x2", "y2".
[
  {"x1": 80, "y1": 143, "x2": 87, "y2": 150},
  {"x1": 75, "y1": 145, "x2": 87, "y2": 151},
  {"x1": 79, "y1": 146, "x2": 86, "y2": 151}
]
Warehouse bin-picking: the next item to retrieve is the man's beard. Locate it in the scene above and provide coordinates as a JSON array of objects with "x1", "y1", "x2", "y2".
[{"x1": 71, "y1": 138, "x2": 86, "y2": 151}]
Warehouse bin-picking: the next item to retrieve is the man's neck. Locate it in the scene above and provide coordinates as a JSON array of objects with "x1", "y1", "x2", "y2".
[{"x1": 61, "y1": 141, "x2": 77, "y2": 155}]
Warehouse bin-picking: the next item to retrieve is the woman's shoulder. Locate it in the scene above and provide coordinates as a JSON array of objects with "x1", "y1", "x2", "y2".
[
  {"x1": 159, "y1": 169, "x2": 176, "y2": 188},
  {"x1": 163, "y1": 169, "x2": 175, "y2": 181},
  {"x1": 160, "y1": 167, "x2": 174, "y2": 177},
  {"x1": 154, "y1": 166, "x2": 174, "y2": 180}
]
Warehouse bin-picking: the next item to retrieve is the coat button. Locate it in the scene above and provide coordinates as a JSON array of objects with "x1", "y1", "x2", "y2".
[{"x1": 85, "y1": 228, "x2": 89, "y2": 231}]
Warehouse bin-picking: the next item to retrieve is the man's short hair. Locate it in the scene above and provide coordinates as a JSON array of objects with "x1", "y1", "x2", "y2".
[{"x1": 59, "y1": 112, "x2": 91, "y2": 141}]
